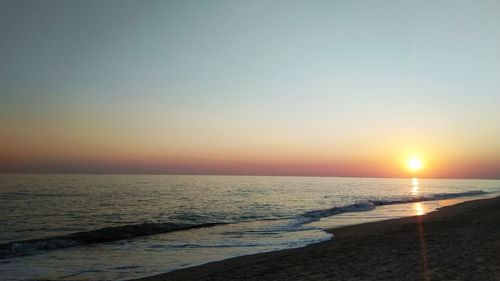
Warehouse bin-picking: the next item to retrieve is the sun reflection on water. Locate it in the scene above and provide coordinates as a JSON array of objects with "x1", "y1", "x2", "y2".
[
  {"x1": 411, "y1": 177, "x2": 419, "y2": 196},
  {"x1": 414, "y1": 202, "x2": 425, "y2": 216}
]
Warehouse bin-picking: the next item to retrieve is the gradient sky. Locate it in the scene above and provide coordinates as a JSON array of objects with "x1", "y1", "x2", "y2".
[{"x1": 1, "y1": 0, "x2": 500, "y2": 178}]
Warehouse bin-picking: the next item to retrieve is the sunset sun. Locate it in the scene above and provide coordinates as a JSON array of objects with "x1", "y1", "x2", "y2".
[{"x1": 408, "y1": 157, "x2": 423, "y2": 171}]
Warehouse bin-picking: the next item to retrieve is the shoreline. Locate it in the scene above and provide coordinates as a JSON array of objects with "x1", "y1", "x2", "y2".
[{"x1": 133, "y1": 196, "x2": 500, "y2": 281}]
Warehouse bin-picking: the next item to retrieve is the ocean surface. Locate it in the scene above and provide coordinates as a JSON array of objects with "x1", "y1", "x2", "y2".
[{"x1": 0, "y1": 174, "x2": 499, "y2": 281}]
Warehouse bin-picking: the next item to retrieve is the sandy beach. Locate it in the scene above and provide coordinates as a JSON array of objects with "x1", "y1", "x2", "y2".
[{"x1": 134, "y1": 196, "x2": 500, "y2": 281}]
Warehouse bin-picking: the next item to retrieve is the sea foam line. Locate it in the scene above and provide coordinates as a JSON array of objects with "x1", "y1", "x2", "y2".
[
  {"x1": 0, "y1": 222, "x2": 224, "y2": 259},
  {"x1": 298, "y1": 190, "x2": 487, "y2": 224},
  {"x1": 0, "y1": 190, "x2": 487, "y2": 259}
]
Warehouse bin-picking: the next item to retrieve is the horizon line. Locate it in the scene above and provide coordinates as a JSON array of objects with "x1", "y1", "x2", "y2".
[{"x1": 1, "y1": 172, "x2": 499, "y2": 180}]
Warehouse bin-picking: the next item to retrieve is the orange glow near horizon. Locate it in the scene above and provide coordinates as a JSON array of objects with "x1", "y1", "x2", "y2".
[{"x1": 1, "y1": 131, "x2": 500, "y2": 178}]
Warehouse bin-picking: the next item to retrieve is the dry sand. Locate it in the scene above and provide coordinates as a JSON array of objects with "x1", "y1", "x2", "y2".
[{"x1": 134, "y1": 196, "x2": 500, "y2": 281}]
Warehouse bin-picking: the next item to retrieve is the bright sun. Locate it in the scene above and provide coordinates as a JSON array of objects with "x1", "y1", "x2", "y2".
[{"x1": 408, "y1": 157, "x2": 423, "y2": 171}]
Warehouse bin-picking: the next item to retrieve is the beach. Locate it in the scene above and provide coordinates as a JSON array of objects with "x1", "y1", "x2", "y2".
[{"x1": 134, "y1": 196, "x2": 500, "y2": 281}]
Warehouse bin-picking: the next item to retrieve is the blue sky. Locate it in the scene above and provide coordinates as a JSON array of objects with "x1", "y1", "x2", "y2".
[{"x1": 1, "y1": 0, "x2": 500, "y2": 177}]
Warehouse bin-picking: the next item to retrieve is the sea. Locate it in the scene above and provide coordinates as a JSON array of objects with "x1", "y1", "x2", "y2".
[{"x1": 1, "y1": 174, "x2": 499, "y2": 280}]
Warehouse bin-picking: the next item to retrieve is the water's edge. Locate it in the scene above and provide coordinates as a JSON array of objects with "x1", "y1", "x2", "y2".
[
  {"x1": 1, "y1": 190, "x2": 487, "y2": 260},
  {"x1": 127, "y1": 194, "x2": 500, "y2": 281}
]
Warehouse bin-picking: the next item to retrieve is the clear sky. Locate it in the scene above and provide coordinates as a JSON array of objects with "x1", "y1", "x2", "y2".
[{"x1": 1, "y1": 0, "x2": 500, "y2": 178}]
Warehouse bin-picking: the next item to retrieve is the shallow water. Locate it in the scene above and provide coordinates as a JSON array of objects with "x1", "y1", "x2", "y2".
[{"x1": 0, "y1": 175, "x2": 499, "y2": 280}]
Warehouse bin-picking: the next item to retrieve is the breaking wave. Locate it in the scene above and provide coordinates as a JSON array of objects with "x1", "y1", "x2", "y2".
[
  {"x1": 0, "y1": 222, "x2": 224, "y2": 259},
  {"x1": 299, "y1": 190, "x2": 487, "y2": 223},
  {"x1": 0, "y1": 190, "x2": 486, "y2": 259}
]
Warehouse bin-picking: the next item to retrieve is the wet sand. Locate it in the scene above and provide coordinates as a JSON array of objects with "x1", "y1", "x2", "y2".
[{"x1": 134, "y1": 196, "x2": 500, "y2": 281}]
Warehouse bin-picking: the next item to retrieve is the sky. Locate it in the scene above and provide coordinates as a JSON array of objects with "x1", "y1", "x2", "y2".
[{"x1": 1, "y1": 0, "x2": 500, "y2": 178}]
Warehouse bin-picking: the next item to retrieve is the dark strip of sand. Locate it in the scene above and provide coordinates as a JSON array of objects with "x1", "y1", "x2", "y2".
[{"x1": 133, "y1": 196, "x2": 500, "y2": 281}]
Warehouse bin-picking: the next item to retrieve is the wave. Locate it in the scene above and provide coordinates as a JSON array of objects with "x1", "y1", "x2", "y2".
[
  {"x1": 371, "y1": 190, "x2": 486, "y2": 205},
  {"x1": 0, "y1": 190, "x2": 487, "y2": 259},
  {"x1": 299, "y1": 190, "x2": 487, "y2": 223},
  {"x1": 0, "y1": 222, "x2": 224, "y2": 259}
]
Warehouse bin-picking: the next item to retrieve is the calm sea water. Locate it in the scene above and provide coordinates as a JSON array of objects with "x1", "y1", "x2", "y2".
[{"x1": 1, "y1": 174, "x2": 499, "y2": 280}]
